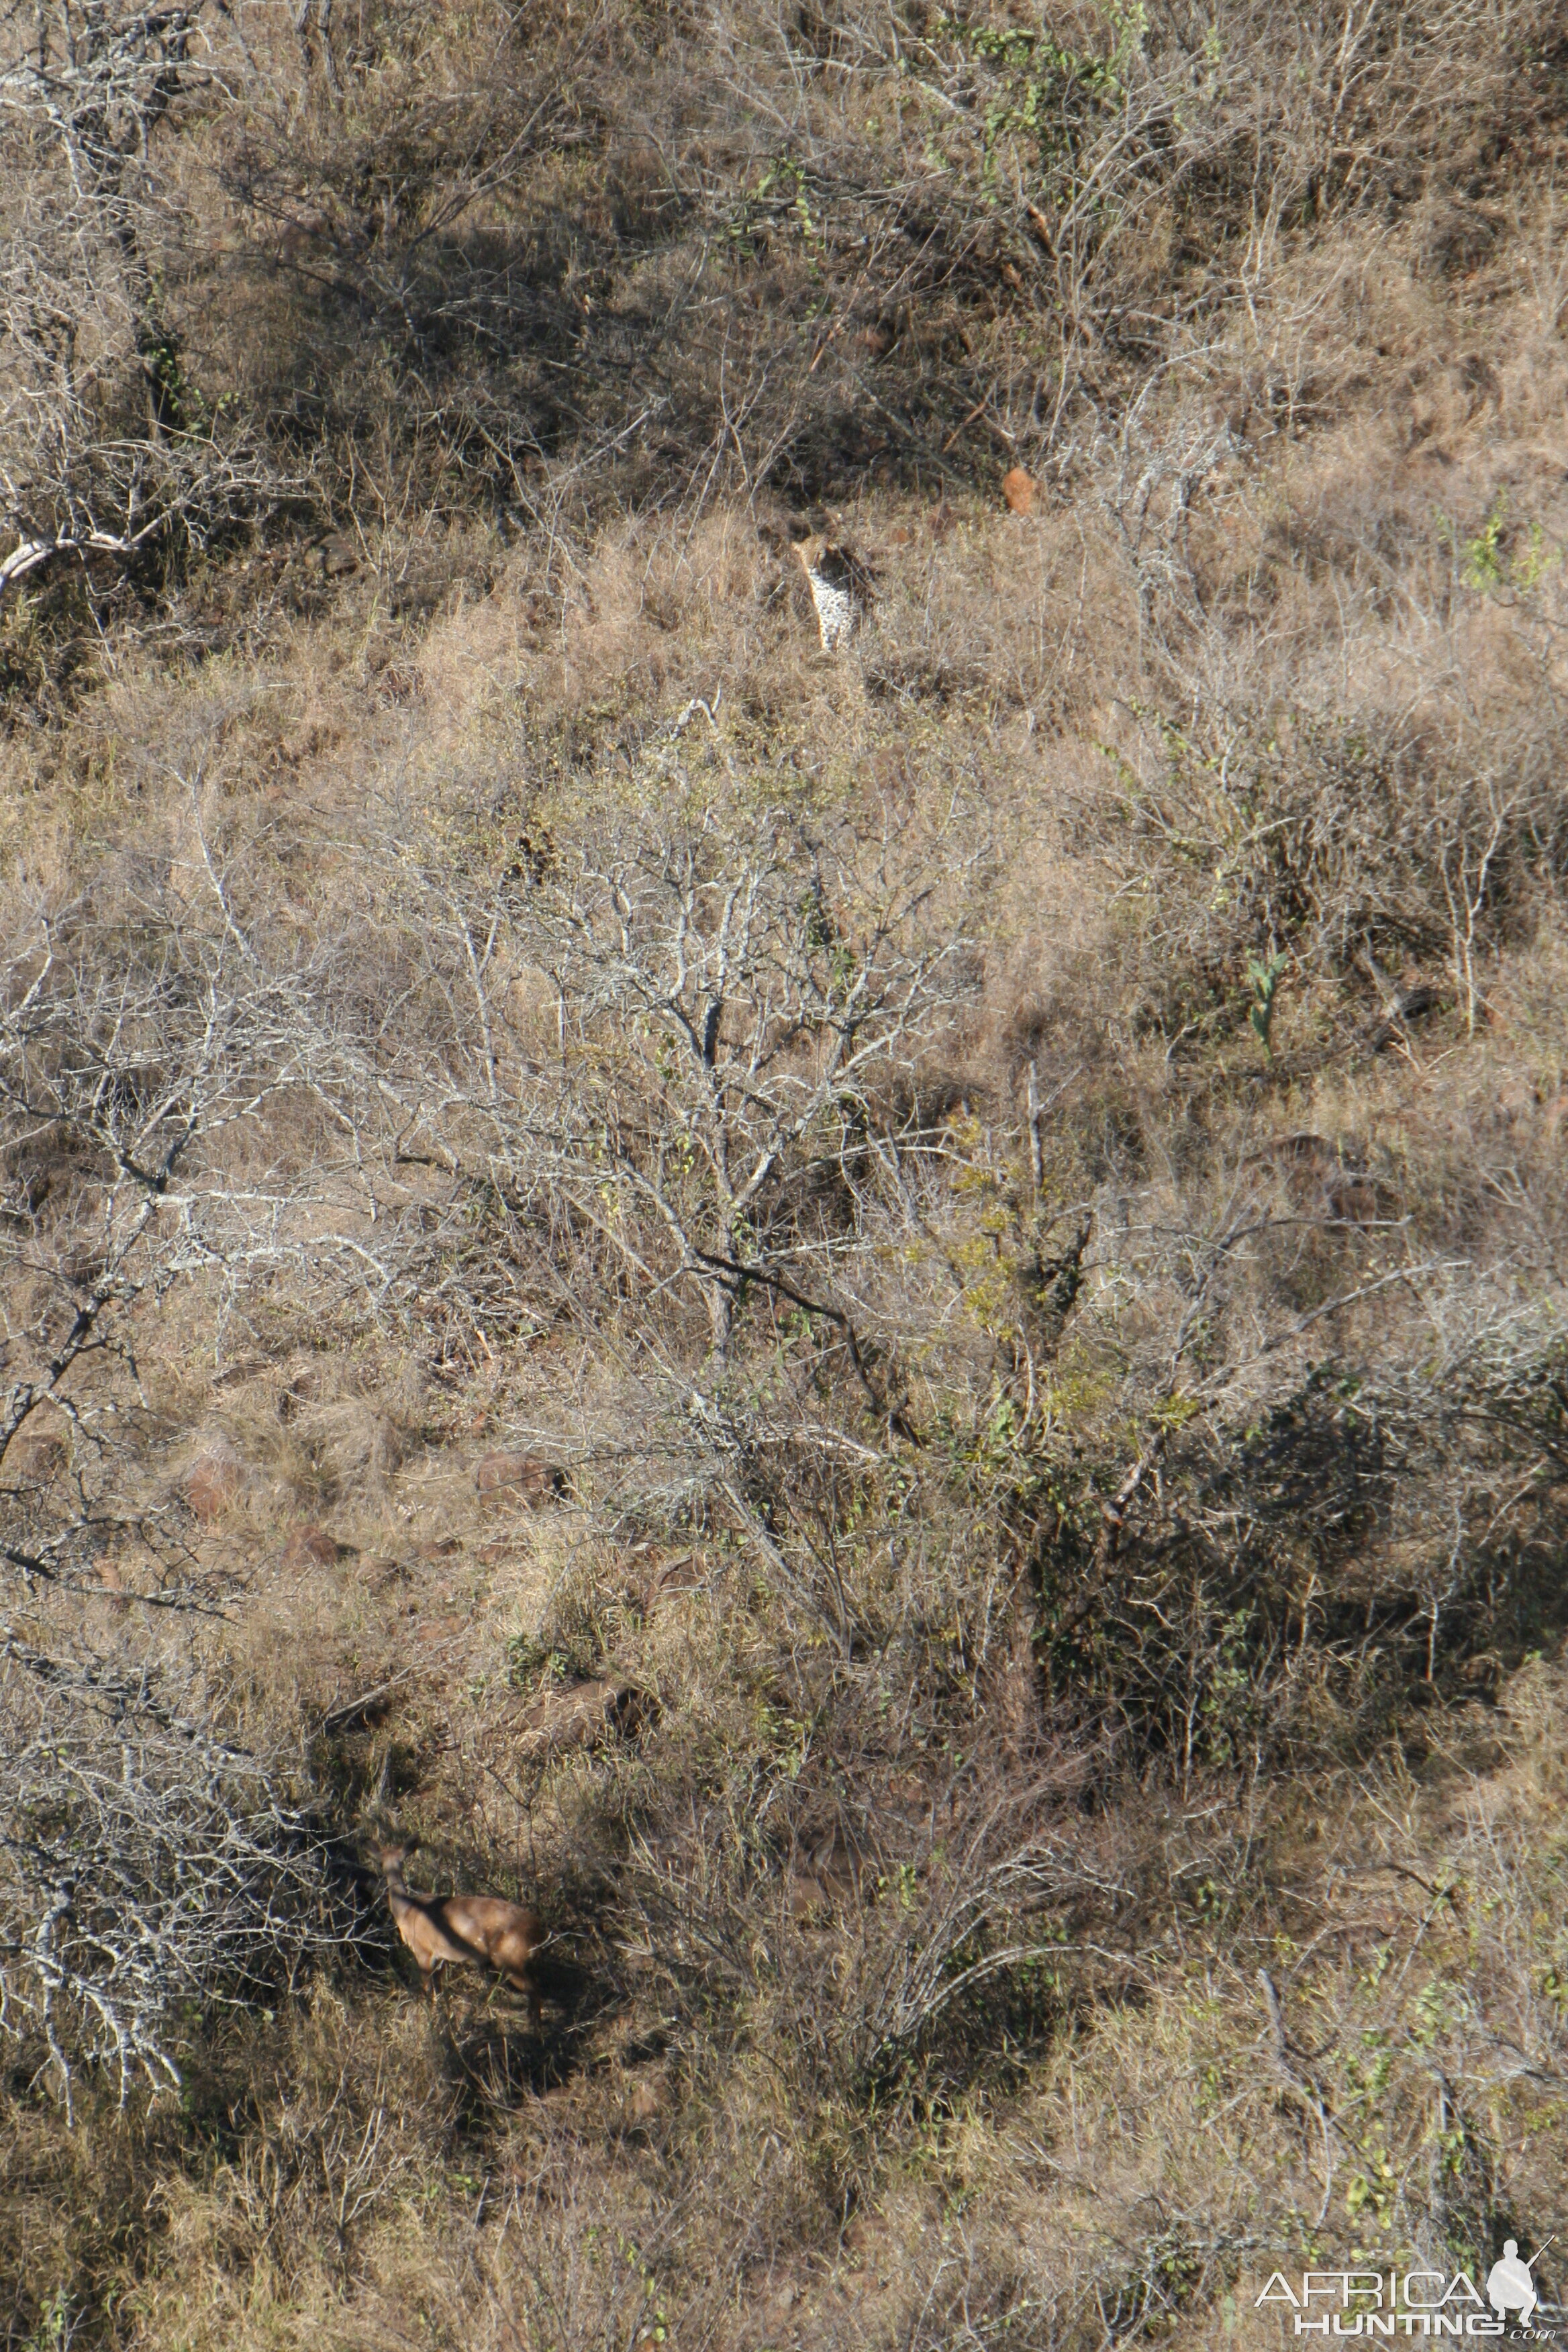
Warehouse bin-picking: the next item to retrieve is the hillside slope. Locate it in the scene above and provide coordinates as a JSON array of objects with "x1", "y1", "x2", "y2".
[{"x1": 3, "y1": 3, "x2": 1568, "y2": 2346}]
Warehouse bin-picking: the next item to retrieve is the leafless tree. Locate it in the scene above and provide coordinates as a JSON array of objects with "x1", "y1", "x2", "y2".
[
  {"x1": 0, "y1": 849, "x2": 336, "y2": 1594},
  {"x1": 0, "y1": 846, "x2": 396, "y2": 2106},
  {"x1": 0, "y1": 1622, "x2": 364, "y2": 2112},
  {"x1": 502, "y1": 792, "x2": 980, "y2": 1358},
  {"x1": 344, "y1": 768, "x2": 986, "y2": 1406},
  {"x1": 0, "y1": 1, "x2": 279, "y2": 605}
]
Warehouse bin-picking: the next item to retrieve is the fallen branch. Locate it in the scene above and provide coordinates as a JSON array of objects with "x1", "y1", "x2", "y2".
[{"x1": 0, "y1": 519, "x2": 168, "y2": 599}]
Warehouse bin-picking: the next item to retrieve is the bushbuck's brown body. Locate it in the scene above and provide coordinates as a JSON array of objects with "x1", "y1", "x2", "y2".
[{"x1": 377, "y1": 1845, "x2": 542, "y2": 2025}]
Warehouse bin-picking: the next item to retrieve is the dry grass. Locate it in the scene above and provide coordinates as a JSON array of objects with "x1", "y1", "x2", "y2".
[{"x1": 3, "y1": 4, "x2": 1568, "y2": 2347}]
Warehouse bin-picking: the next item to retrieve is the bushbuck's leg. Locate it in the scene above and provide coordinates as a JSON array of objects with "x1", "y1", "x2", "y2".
[{"x1": 503, "y1": 1969, "x2": 540, "y2": 2029}]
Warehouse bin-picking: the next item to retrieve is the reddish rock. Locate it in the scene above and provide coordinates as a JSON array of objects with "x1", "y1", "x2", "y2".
[
  {"x1": 475, "y1": 1450, "x2": 565, "y2": 1504},
  {"x1": 184, "y1": 1442, "x2": 241, "y2": 1522},
  {"x1": 415, "y1": 1613, "x2": 463, "y2": 1643},
  {"x1": 8, "y1": 1424, "x2": 66, "y2": 1487},
  {"x1": 1002, "y1": 466, "x2": 1036, "y2": 516},
  {"x1": 281, "y1": 1522, "x2": 348, "y2": 1574}
]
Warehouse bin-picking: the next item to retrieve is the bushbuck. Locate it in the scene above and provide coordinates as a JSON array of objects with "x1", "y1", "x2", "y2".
[{"x1": 376, "y1": 1843, "x2": 542, "y2": 2025}]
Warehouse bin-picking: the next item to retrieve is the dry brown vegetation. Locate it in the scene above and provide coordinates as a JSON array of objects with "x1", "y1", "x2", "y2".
[{"x1": 4, "y1": 0, "x2": 1568, "y2": 2345}]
